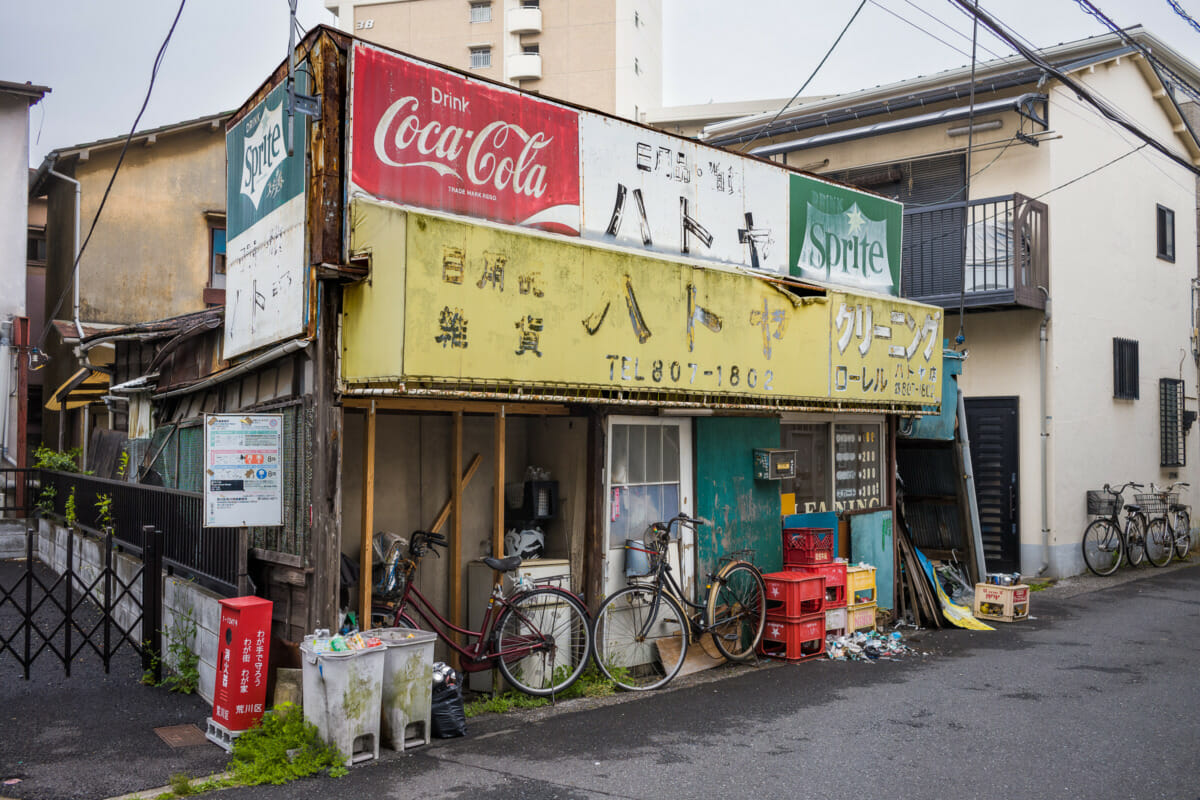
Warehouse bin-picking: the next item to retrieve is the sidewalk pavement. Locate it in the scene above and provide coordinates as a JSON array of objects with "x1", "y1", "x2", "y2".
[{"x1": 1, "y1": 554, "x2": 1196, "y2": 800}]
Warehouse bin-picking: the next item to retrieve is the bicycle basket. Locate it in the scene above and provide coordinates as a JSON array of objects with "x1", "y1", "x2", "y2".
[
  {"x1": 624, "y1": 539, "x2": 661, "y2": 578},
  {"x1": 1086, "y1": 490, "x2": 1116, "y2": 516},
  {"x1": 1135, "y1": 493, "x2": 1175, "y2": 516}
]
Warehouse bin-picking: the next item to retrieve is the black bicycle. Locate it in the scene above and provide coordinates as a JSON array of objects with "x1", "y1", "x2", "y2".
[
  {"x1": 591, "y1": 514, "x2": 767, "y2": 691},
  {"x1": 1082, "y1": 482, "x2": 1146, "y2": 576}
]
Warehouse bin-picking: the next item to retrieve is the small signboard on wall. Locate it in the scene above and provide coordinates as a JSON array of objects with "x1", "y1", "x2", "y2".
[{"x1": 204, "y1": 414, "x2": 283, "y2": 527}]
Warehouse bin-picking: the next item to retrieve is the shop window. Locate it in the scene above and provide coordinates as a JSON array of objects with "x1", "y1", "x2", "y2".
[
  {"x1": 470, "y1": 46, "x2": 492, "y2": 69},
  {"x1": 1113, "y1": 337, "x2": 1139, "y2": 400},
  {"x1": 833, "y1": 423, "x2": 884, "y2": 511},
  {"x1": 608, "y1": 422, "x2": 681, "y2": 548},
  {"x1": 782, "y1": 421, "x2": 884, "y2": 513},
  {"x1": 1156, "y1": 204, "x2": 1175, "y2": 262},
  {"x1": 1161, "y1": 378, "x2": 1186, "y2": 467},
  {"x1": 782, "y1": 423, "x2": 828, "y2": 513},
  {"x1": 469, "y1": 1, "x2": 491, "y2": 23}
]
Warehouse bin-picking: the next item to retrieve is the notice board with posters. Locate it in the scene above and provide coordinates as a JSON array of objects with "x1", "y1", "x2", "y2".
[{"x1": 204, "y1": 414, "x2": 283, "y2": 527}]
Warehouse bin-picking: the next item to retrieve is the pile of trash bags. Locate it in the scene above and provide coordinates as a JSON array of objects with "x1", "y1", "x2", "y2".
[{"x1": 825, "y1": 630, "x2": 924, "y2": 662}]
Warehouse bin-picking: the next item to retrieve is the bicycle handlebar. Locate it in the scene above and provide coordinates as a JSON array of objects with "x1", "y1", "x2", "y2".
[{"x1": 1103, "y1": 481, "x2": 1142, "y2": 494}]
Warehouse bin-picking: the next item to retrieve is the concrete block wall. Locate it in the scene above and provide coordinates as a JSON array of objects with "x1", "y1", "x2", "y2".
[{"x1": 35, "y1": 519, "x2": 221, "y2": 704}]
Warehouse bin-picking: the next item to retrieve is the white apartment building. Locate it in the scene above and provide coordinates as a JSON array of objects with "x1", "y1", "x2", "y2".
[{"x1": 324, "y1": 0, "x2": 662, "y2": 121}]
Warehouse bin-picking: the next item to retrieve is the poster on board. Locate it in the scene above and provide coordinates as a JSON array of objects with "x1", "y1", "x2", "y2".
[{"x1": 204, "y1": 414, "x2": 283, "y2": 527}]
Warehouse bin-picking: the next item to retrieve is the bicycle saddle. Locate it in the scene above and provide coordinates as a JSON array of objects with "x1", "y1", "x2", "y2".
[
  {"x1": 1125, "y1": 503, "x2": 1141, "y2": 512},
  {"x1": 481, "y1": 555, "x2": 523, "y2": 572}
]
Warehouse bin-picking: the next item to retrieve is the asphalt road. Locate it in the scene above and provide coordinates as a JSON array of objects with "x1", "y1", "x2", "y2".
[{"x1": 200, "y1": 563, "x2": 1200, "y2": 800}]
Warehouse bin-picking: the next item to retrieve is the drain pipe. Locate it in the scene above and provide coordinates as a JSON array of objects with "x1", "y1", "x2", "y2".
[
  {"x1": 1037, "y1": 286, "x2": 1052, "y2": 575},
  {"x1": 47, "y1": 165, "x2": 85, "y2": 342}
]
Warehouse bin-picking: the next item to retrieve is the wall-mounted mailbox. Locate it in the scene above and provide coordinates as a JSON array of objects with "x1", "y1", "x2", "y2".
[{"x1": 753, "y1": 448, "x2": 797, "y2": 480}]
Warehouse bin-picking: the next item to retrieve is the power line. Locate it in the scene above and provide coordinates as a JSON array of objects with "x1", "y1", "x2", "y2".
[
  {"x1": 738, "y1": 0, "x2": 868, "y2": 153},
  {"x1": 869, "y1": 0, "x2": 974, "y2": 61},
  {"x1": 895, "y1": 0, "x2": 1006, "y2": 60},
  {"x1": 1165, "y1": 0, "x2": 1200, "y2": 35},
  {"x1": 38, "y1": 0, "x2": 188, "y2": 351},
  {"x1": 952, "y1": 0, "x2": 1200, "y2": 176}
]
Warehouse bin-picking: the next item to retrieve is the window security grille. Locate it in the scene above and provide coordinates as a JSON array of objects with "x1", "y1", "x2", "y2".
[
  {"x1": 1113, "y1": 338, "x2": 1139, "y2": 400},
  {"x1": 470, "y1": 47, "x2": 492, "y2": 69},
  {"x1": 1161, "y1": 378, "x2": 1186, "y2": 467},
  {"x1": 470, "y1": 2, "x2": 491, "y2": 23}
]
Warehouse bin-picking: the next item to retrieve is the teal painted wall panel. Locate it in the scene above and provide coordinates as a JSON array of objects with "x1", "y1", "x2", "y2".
[
  {"x1": 695, "y1": 418, "x2": 782, "y2": 583},
  {"x1": 850, "y1": 510, "x2": 894, "y2": 610}
]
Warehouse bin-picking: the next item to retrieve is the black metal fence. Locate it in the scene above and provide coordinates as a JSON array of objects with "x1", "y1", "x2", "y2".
[{"x1": 36, "y1": 470, "x2": 241, "y2": 596}]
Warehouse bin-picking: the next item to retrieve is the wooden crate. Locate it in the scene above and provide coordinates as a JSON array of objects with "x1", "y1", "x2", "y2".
[
  {"x1": 973, "y1": 583, "x2": 1029, "y2": 622},
  {"x1": 846, "y1": 565, "x2": 876, "y2": 605},
  {"x1": 846, "y1": 602, "x2": 876, "y2": 633}
]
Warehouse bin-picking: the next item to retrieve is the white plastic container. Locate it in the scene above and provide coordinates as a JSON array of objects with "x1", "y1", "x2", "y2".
[
  {"x1": 300, "y1": 637, "x2": 386, "y2": 766},
  {"x1": 364, "y1": 628, "x2": 438, "y2": 751}
]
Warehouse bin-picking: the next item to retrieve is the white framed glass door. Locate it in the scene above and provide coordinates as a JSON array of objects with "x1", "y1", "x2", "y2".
[{"x1": 604, "y1": 417, "x2": 694, "y2": 597}]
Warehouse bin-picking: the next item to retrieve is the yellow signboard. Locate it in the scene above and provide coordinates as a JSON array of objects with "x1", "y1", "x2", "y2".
[{"x1": 343, "y1": 199, "x2": 942, "y2": 408}]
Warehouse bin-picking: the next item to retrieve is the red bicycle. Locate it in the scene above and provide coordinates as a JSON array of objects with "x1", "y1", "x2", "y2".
[{"x1": 372, "y1": 530, "x2": 593, "y2": 697}]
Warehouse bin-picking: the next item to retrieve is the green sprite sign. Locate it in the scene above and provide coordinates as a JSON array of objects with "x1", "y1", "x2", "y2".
[{"x1": 788, "y1": 174, "x2": 902, "y2": 295}]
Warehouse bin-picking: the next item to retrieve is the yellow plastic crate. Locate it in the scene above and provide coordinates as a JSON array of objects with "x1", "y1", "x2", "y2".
[
  {"x1": 846, "y1": 602, "x2": 876, "y2": 633},
  {"x1": 846, "y1": 565, "x2": 876, "y2": 605}
]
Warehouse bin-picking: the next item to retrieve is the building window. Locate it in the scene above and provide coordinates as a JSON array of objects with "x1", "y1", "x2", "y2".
[
  {"x1": 27, "y1": 228, "x2": 46, "y2": 265},
  {"x1": 469, "y1": 46, "x2": 492, "y2": 69},
  {"x1": 522, "y1": 43, "x2": 539, "y2": 55},
  {"x1": 1157, "y1": 204, "x2": 1175, "y2": 262},
  {"x1": 521, "y1": 0, "x2": 539, "y2": 7},
  {"x1": 607, "y1": 422, "x2": 681, "y2": 548},
  {"x1": 1113, "y1": 337, "x2": 1139, "y2": 400},
  {"x1": 782, "y1": 421, "x2": 885, "y2": 514},
  {"x1": 469, "y1": 2, "x2": 491, "y2": 23},
  {"x1": 210, "y1": 225, "x2": 227, "y2": 289},
  {"x1": 1161, "y1": 378, "x2": 1186, "y2": 467}
]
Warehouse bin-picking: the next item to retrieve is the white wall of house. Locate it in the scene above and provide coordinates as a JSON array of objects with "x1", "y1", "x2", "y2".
[{"x1": 0, "y1": 93, "x2": 30, "y2": 465}]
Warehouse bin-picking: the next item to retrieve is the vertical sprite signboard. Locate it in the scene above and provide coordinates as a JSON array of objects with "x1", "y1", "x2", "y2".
[
  {"x1": 225, "y1": 74, "x2": 309, "y2": 359},
  {"x1": 204, "y1": 414, "x2": 283, "y2": 527},
  {"x1": 789, "y1": 174, "x2": 903, "y2": 295}
]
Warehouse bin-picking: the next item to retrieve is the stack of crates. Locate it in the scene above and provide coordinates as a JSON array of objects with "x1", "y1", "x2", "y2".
[
  {"x1": 782, "y1": 528, "x2": 848, "y2": 639},
  {"x1": 845, "y1": 564, "x2": 878, "y2": 633},
  {"x1": 758, "y1": 527, "x2": 836, "y2": 661}
]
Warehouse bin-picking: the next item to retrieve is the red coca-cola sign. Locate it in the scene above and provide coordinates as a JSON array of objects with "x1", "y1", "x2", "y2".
[{"x1": 350, "y1": 44, "x2": 581, "y2": 234}]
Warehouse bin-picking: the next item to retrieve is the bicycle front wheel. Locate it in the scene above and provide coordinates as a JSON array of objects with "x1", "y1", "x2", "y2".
[
  {"x1": 495, "y1": 588, "x2": 592, "y2": 697},
  {"x1": 593, "y1": 586, "x2": 687, "y2": 691},
  {"x1": 1173, "y1": 510, "x2": 1192, "y2": 559},
  {"x1": 1144, "y1": 518, "x2": 1173, "y2": 567},
  {"x1": 1125, "y1": 515, "x2": 1146, "y2": 567},
  {"x1": 1082, "y1": 519, "x2": 1123, "y2": 576},
  {"x1": 706, "y1": 561, "x2": 766, "y2": 662}
]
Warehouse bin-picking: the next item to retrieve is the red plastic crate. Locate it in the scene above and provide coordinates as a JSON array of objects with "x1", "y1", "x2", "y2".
[
  {"x1": 782, "y1": 527, "x2": 834, "y2": 565},
  {"x1": 758, "y1": 613, "x2": 826, "y2": 661},
  {"x1": 762, "y1": 572, "x2": 825, "y2": 618},
  {"x1": 786, "y1": 561, "x2": 847, "y2": 607}
]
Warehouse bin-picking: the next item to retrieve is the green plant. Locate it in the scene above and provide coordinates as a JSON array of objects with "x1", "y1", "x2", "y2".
[
  {"x1": 64, "y1": 486, "x2": 77, "y2": 527},
  {"x1": 95, "y1": 492, "x2": 113, "y2": 533},
  {"x1": 33, "y1": 444, "x2": 81, "y2": 472},
  {"x1": 168, "y1": 773, "x2": 194, "y2": 796},
  {"x1": 35, "y1": 483, "x2": 55, "y2": 515},
  {"x1": 161, "y1": 607, "x2": 200, "y2": 694},
  {"x1": 229, "y1": 702, "x2": 347, "y2": 784},
  {"x1": 464, "y1": 666, "x2": 619, "y2": 717},
  {"x1": 117, "y1": 450, "x2": 129, "y2": 478}
]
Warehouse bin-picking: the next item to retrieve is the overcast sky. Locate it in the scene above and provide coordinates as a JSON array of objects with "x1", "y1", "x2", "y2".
[{"x1": 3, "y1": 0, "x2": 1198, "y2": 167}]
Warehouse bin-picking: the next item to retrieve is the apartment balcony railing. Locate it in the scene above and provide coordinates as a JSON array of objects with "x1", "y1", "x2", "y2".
[
  {"x1": 506, "y1": 6, "x2": 542, "y2": 34},
  {"x1": 902, "y1": 193, "x2": 1048, "y2": 311}
]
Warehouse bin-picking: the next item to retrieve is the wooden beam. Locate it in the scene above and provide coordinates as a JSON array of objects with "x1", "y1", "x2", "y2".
[
  {"x1": 358, "y1": 400, "x2": 376, "y2": 628},
  {"x1": 493, "y1": 408, "x2": 506, "y2": 559},
  {"x1": 450, "y1": 411, "x2": 464, "y2": 655},
  {"x1": 342, "y1": 396, "x2": 568, "y2": 416},
  {"x1": 584, "y1": 412, "x2": 605, "y2": 613},
  {"x1": 430, "y1": 453, "x2": 482, "y2": 534}
]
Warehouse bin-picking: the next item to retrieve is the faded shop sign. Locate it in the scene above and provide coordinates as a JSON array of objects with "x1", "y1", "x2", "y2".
[
  {"x1": 224, "y1": 75, "x2": 309, "y2": 359},
  {"x1": 342, "y1": 202, "x2": 942, "y2": 407},
  {"x1": 346, "y1": 43, "x2": 900, "y2": 291},
  {"x1": 204, "y1": 414, "x2": 283, "y2": 528}
]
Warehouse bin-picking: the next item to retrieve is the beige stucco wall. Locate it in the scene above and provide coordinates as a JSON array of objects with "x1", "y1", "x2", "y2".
[{"x1": 69, "y1": 128, "x2": 223, "y2": 323}]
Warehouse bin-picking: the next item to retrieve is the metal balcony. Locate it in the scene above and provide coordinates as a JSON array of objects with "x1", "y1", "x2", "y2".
[
  {"x1": 507, "y1": 53, "x2": 542, "y2": 81},
  {"x1": 902, "y1": 193, "x2": 1048, "y2": 311},
  {"x1": 507, "y1": 6, "x2": 542, "y2": 34}
]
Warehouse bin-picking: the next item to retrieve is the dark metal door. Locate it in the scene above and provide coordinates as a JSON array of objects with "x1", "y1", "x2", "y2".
[{"x1": 965, "y1": 397, "x2": 1020, "y2": 572}]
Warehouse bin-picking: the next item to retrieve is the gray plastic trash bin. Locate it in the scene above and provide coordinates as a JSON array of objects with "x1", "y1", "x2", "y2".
[
  {"x1": 365, "y1": 628, "x2": 438, "y2": 750},
  {"x1": 300, "y1": 637, "x2": 386, "y2": 766}
]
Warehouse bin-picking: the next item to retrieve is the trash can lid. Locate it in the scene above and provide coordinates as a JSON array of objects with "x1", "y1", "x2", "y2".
[{"x1": 363, "y1": 627, "x2": 439, "y2": 646}]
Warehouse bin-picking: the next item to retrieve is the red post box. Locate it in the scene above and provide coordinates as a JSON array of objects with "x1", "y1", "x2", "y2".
[{"x1": 211, "y1": 596, "x2": 273, "y2": 733}]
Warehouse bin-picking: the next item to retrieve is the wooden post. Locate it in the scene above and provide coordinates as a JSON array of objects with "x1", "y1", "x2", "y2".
[
  {"x1": 493, "y1": 407, "x2": 506, "y2": 559},
  {"x1": 584, "y1": 412, "x2": 605, "y2": 613},
  {"x1": 358, "y1": 400, "x2": 376, "y2": 628},
  {"x1": 450, "y1": 411, "x2": 463, "y2": 649}
]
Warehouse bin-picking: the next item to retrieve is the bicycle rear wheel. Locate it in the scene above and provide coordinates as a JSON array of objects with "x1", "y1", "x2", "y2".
[
  {"x1": 495, "y1": 588, "x2": 591, "y2": 697},
  {"x1": 1082, "y1": 518, "x2": 1123, "y2": 576},
  {"x1": 1144, "y1": 518, "x2": 1173, "y2": 567},
  {"x1": 705, "y1": 561, "x2": 766, "y2": 662},
  {"x1": 593, "y1": 586, "x2": 687, "y2": 691},
  {"x1": 1173, "y1": 509, "x2": 1192, "y2": 559},
  {"x1": 1124, "y1": 515, "x2": 1146, "y2": 567}
]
